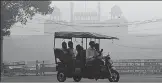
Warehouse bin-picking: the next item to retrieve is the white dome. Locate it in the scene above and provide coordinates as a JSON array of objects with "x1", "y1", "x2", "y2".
[{"x1": 111, "y1": 5, "x2": 122, "y2": 15}]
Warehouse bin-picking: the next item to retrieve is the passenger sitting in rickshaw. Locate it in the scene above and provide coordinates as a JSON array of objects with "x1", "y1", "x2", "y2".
[
  {"x1": 76, "y1": 44, "x2": 83, "y2": 60},
  {"x1": 61, "y1": 41, "x2": 73, "y2": 64},
  {"x1": 57, "y1": 42, "x2": 68, "y2": 63},
  {"x1": 67, "y1": 41, "x2": 77, "y2": 59},
  {"x1": 61, "y1": 41, "x2": 68, "y2": 54},
  {"x1": 75, "y1": 44, "x2": 85, "y2": 68},
  {"x1": 67, "y1": 41, "x2": 78, "y2": 72}
]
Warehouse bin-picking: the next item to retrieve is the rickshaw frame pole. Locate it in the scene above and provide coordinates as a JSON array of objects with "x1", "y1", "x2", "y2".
[
  {"x1": 82, "y1": 38, "x2": 83, "y2": 47},
  {"x1": 53, "y1": 37, "x2": 57, "y2": 64},
  {"x1": 99, "y1": 39, "x2": 100, "y2": 50},
  {"x1": 86, "y1": 38, "x2": 87, "y2": 49},
  {"x1": 54, "y1": 37, "x2": 55, "y2": 48}
]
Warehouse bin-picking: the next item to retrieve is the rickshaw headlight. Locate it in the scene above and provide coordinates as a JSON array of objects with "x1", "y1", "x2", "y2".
[
  {"x1": 109, "y1": 60, "x2": 113, "y2": 65},
  {"x1": 9, "y1": 66, "x2": 13, "y2": 69},
  {"x1": 111, "y1": 66, "x2": 116, "y2": 70}
]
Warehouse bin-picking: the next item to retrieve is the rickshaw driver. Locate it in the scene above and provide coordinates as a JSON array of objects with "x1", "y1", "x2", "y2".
[
  {"x1": 86, "y1": 41, "x2": 104, "y2": 79},
  {"x1": 86, "y1": 41, "x2": 98, "y2": 62},
  {"x1": 94, "y1": 43, "x2": 104, "y2": 63},
  {"x1": 94, "y1": 43, "x2": 105, "y2": 78}
]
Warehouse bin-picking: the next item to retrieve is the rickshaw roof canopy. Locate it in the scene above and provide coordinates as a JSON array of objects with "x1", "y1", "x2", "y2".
[{"x1": 54, "y1": 32, "x2": 119, "y2": 40}]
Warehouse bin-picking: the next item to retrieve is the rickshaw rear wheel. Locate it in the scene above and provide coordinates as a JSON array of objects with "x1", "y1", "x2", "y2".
[
  {"x1": 73, "y1": 76, "x2": 82, "y2": 82},
  {"x1": 57, "y1": 71, "x2": 66, "y2": 82}
]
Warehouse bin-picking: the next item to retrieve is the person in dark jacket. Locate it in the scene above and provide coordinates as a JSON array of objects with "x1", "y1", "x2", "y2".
[
  {"x1": 94, "y1": 43, "x2": 104, "y2": 79},
  {"x1": 60, "y1": 41, "x2": 70, "y2": 63},
  {"x1": 61, "y1": 41, "x2": 68, "y2": 54}
]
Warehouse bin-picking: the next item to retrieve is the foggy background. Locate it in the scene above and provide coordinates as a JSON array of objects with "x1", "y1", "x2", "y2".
[{"x1": 3, "y1": 1, "x2": 162, "y2": 63}]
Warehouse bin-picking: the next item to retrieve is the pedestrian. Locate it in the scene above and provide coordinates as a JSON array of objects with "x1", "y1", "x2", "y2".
[
  {"x1": 36, "y1": 60, "x2": 39, "y2": 76},
  {"x1": 41, "y1": 61, "x2": 45, "y2": 76}
]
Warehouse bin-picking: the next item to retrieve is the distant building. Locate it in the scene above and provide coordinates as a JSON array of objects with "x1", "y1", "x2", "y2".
[
  {"x1": 70, "y1": 2, "x2": 100, "y2": 23},
  {"x1": 44, "y1": 3, "x2": 128, "y2": 36},
  {"x1": 50, "y1": 6, "x2": 61, "y2": 21},
  {"x1": 73, "y1": 11, "x2": 98, "y2": 23},
  {"x1": 110, "y1": 5, "x2": 122, "y2": 19}
]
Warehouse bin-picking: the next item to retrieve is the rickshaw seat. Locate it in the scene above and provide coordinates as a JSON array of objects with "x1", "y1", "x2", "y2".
[
  {"x1": 74, "y1": 50, "x2": 86, "y2": 68},
  {"x1": 74, "y1": 60, "x2": 82, "y2": 67},
  {"x1": 54, "y1": 48, "x2": 62, "y2": 58},
  {"x1": 54, "y1": 48, "x2": 70, "y2": 64}
]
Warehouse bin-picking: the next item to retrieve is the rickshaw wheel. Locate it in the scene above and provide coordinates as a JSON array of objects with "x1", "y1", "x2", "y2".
[
  {"x1": 57, "y1": 71, "x2": 66, "y2": 82},
  {"x1": 73, "y1": 76, "x2": 82, "y2": 82},
  {"x1": 108, "y1": 69, "x2": 120, "y2": 82}
]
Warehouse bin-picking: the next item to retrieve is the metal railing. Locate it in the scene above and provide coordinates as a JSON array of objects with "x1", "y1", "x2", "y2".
[
  {"x1": 2, "y1": 59, "x2": 162, "y2": 76},
  {"x1": 113, "y1": 59, "x2": 162, "y2": 75}
]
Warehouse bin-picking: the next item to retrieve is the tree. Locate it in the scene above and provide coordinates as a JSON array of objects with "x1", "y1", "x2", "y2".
[
  {"x1": 1, "y1": 1, "x2": 54, "y2": 36},
  {"x1": 0, "y1": 1, "x2": 54, "y2": 72}
]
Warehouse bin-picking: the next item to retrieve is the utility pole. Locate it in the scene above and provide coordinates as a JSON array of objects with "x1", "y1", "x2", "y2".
[
  {"x1": 85, "y1": 1, "x2": 87, "y2": 12},
  {"x1": 0, "y1": 35, "x2": 3, "y2": 78},
  {"x1": 98, "y1": 2, "x2": 100, "y2": 21},
  {"x1": 70, "y1": 2, "x2": 74, "y2": 23}
]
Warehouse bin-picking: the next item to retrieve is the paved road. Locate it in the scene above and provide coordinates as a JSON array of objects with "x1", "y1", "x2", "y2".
[{"x1": 1, "y1": 74, "x2": 162, "y2": 82}]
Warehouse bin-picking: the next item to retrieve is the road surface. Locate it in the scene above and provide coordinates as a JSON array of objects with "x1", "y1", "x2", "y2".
[{"x1": 1, "y1": 74, "x2": 162, "y2": 82}]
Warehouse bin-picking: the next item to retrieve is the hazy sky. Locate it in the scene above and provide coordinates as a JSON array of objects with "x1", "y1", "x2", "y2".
[
  {"x1": 50, "y1": 1, "x2": 162, "y2": 22},
  {"x1": 10, "y1": 1, "x2": 162, "y2": 35}
]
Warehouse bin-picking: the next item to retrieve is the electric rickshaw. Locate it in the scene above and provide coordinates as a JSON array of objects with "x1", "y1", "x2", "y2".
[{"x1": 53, "y1": 32, "x2": 120, "y2": 82}]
